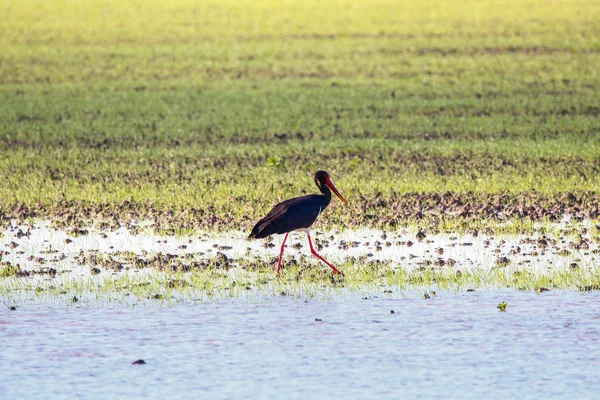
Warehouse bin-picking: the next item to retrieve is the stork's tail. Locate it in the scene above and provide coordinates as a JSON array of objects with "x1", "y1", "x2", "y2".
[
  {"x1": 247, "y1": 220, "x2": 270, "y2": 240},
  {"x1": 247, "y1": 223, "x2": 261, "y2": 240}
]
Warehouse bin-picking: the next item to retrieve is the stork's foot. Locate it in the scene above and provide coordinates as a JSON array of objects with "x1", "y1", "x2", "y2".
[{"x1": 329, "y1": 270, "x2": 345, "y2": 285}]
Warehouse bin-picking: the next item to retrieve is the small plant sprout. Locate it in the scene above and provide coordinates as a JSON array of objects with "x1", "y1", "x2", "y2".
[
  {"x1": 265, "y1": 156, "x2": 284, "y2": 170},
  {"x1": 497, "y1": 302, "x2": 508, "y2": 312}
]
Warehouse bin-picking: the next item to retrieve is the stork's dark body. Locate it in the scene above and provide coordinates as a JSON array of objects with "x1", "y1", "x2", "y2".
[{"x1": 248, "y1": 193, "x2": 330, "y2": 239}]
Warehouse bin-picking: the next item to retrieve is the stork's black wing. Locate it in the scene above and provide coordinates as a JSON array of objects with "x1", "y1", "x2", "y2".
[{"x1": 248, "y1": 194, "x2": 327, "y2": 239}]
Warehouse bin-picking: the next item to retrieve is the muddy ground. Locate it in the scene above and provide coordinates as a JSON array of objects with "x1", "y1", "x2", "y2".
[{"x1": 1, "y1": 191, "x2": 599, "y2": 234}]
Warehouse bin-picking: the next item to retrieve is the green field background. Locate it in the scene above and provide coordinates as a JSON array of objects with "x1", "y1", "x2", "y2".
[{"x1": 1, "y1": 0, "x2": 599, "y2": 231}]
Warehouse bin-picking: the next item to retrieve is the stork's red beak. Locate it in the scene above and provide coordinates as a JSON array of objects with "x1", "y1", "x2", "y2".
[{"x1": 325, "y1": 177, "x2": 346, "y2": 203}]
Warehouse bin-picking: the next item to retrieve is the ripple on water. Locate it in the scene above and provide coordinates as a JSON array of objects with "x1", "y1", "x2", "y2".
[{"x1": 1, "y1": 291, "x2": 600, "y2": 399}]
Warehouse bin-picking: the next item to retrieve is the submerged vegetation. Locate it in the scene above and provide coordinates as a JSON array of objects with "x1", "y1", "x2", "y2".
[
  {"x1": 2, "y1": 257, "x2": 600, "y2": 305},
  {"x1": 1, "y1": 218, "x2": 599, "y2": 301}
]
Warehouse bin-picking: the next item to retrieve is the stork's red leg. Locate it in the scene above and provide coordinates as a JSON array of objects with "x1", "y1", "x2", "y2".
[
  {"x1": 276, "y1": 232, "x2": 289, "y2": 274},
  {"x1": 306, "y1": 232, "x2": 341, "y2": 274}
]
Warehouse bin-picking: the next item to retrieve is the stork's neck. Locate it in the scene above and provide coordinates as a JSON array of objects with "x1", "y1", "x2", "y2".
[{"x1": 317, "y1": 182, "x2": 332, "y2": 208}]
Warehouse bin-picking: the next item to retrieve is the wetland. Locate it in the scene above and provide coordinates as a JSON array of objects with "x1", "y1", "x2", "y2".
[{"x1": 1, "y1": 0, "x2": 600, "y2": 398}]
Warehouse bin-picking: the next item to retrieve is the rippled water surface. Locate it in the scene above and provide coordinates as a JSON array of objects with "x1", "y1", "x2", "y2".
[{"x1": 3, "y1": 291, "x2": 600, "y2": 399}]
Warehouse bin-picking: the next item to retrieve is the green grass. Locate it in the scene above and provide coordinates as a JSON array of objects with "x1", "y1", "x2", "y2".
[
  {"x1": 0, "y1": 0, "x2": 599, "y2": 232},
  {"x1": 2, "y1": 260, "x2": 600, "y2": 305}
]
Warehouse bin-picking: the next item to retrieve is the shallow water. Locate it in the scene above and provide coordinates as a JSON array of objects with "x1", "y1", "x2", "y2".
[
  {"x1": 2, "y1": 291, "x2": 600, "y2": 399},
  {"x1": 2, "y1": 220, "x2": 598, "y2": 281}
]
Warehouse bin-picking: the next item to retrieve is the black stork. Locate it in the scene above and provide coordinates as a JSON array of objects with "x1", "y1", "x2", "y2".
[{"x1": 248, "y1": 170, "x2": 346, "y2": 274}]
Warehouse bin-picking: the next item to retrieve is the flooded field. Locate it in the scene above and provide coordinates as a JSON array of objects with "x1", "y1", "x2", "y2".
[
  {"x1": 2, "y1": 291, "x2": 600, "y2": 399},
  {"x1": 1, "y1": 219, "x2": 599, "y2": 304},
  {"x1": 2, "y1": 219, "x2": 599, "y2": 278},
  {"x1": 2, "y1": 220, "x2": 600, "y2": 398}
]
